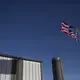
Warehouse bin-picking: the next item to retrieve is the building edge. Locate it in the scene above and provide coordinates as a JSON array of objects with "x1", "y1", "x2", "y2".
[{"x1": 0, "y1": 52, "x2": 42, "y2": 63}]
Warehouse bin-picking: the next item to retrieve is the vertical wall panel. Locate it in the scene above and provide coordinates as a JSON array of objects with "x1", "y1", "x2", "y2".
[
  {"x1": 32, "y1": 62, "x2": 36, "y2": 80},
  {"x1": 23, "y1": 60, "x2": 42, "y2": 80},
  {"x1": 6, "y1": 57, "x2": 12, "y2": 80},
  {"x1": 1, "y1": 57, "x2": 7, "y2": 80},
  {"x1": 0, "y1": 56, "x2": 1, "y2": 80},
  {"x1": 0, "y1": 56, "x2": 4, "y2": 80},
  {"x1": 29, "y1": 62, "x2": 32, "y2": 80},
  {"x1": 26, "y1": 61, "x2": 30, "y2": 80},
  {"x1": 3, "y1": 57, "x2": 7, "y2": 80},
  {"x1": 0, "y1": 56, "x2": 13, "y2": 80},
  {"x1": 24, "y1": 61, "x2": 30, "y2": 80},
  {"x1": 36, "y1": 62, "x2": 38, "y2": 80},
  {"x1": 37, "y1": 63, "x2": 39, "y2": 80},
  {"x1": 23, "y1": 60, "x2": 26, "y2": 80},
  {"x1": 38, "y1": 63, "x2": 41, "y2": 80}
]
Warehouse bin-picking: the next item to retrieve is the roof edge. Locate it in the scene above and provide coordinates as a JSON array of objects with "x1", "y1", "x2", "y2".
[{"x1": 0, "y1": 52, "x2": 42, "y2": 63}]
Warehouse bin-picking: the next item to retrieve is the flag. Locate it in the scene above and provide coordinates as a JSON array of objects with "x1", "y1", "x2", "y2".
[{"x1": 60, "y1": 21, "x2": 79, "y2": 41}]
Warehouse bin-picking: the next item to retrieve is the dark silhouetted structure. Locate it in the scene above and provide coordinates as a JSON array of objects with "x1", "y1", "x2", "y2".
[{"x1": 52, "y1": 57, "x2": 64, "y2": 80}]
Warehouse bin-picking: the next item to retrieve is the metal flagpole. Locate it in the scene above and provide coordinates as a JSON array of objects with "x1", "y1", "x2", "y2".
[{"x1": 75, "y1": 28, "x2": 79, "y2": 42}]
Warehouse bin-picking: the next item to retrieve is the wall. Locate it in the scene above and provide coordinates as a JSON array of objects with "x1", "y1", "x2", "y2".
[
  {"x1": 0, "y1": 56, "x2": 42, "y2": 80},
  {"x1": 23, "y1": 60, "x2": 42, "y2": 80}
]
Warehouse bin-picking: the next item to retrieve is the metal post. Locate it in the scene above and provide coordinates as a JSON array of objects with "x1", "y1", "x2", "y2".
[{"x1": 52, "y1": 57, "x2": 64, "y2": 80}]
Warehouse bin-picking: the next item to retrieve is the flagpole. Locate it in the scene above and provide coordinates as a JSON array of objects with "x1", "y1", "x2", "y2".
[
  {"x1": 76, "y1": 28, "x2": 79, "y2": 42},
  {"x1": 76, "y1": 28, "x2": 77, "y2": 36}
]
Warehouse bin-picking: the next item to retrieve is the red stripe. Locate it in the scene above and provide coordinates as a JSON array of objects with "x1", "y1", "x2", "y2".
[
  {"x1": 61, "y1": 29, "x2": 69, "y2": 35},
  {"x1": 61, "y1": 25, "x2": 69, "y2": 30},
  {"x1": 60, "y1": 25, "x2": 69, "y2": 35}
]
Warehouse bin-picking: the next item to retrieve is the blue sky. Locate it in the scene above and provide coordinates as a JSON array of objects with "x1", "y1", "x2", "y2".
[{"x1": 0, "y1": 0, "x2": 80, "y2": 80}]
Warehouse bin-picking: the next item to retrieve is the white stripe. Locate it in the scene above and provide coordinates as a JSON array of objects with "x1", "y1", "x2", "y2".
[{"x1": 61, "y1": 22, "x2": 69, "y2": 28}]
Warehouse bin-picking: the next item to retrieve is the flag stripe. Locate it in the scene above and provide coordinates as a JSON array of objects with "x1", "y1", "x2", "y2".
[
  {"x1": 60, "y1": 25, "x2": 69, "y2": 30},
  {"x1": 60, "y1": 25, "x2": 69, "y2": 35},
  {"x1": 61, "y1": 22, "x2": 69, "y2": 28}
]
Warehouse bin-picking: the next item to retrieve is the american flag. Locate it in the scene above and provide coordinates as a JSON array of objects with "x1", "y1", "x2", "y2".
[{"x1": 60, "y1": 21, "x2": 78, "y2": 41}]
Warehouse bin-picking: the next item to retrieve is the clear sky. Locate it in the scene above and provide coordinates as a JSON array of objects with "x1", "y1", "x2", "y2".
[{"x1": 0, "y1": 0, "x2": 80, "y2": 80}]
